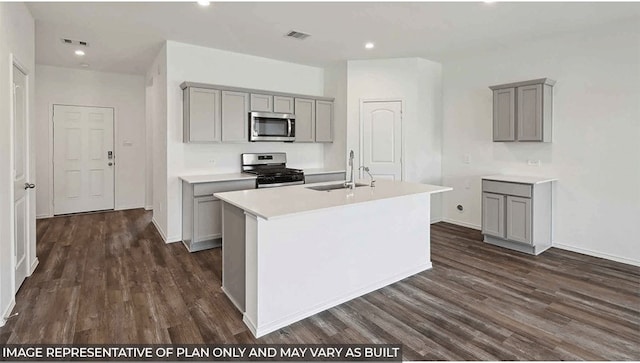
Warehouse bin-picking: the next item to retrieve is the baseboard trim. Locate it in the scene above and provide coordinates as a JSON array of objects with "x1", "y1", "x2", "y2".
[
  {"x1": 553, "y1": 242, "x2": 640, "y2": 267},
  {"x1": 1, "y1": 299, "x2": 16, "y2": 328},
  {"x1": 29, "y1": 258, "x2": 39, "y2": 275},
  {"x1": 442, "y1": 218, "x2": 481, "y2": 230},
  {"x1": 144, "y1": 205, "x2": 153, "y2": 211},
  {"x1": 151, "y1": 217, "x2": 168, "y2": 242},
  {"x1": 36, "y1": 213, "x2": 52, "y2": 220},
  {"x1": 430, "y1": 217, "x2": 443, "y2": 224},
  {"x1": 246, "y1": 262, "x2": 432, "y2": 338},
  {"x1": 116, "y1": 205, "x2": 145, "y2": 211}
]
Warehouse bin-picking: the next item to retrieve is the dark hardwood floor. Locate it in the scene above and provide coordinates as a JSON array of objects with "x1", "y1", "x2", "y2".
[{"x1": 1, "y1": 209, "x2": 638, "y2": 360}]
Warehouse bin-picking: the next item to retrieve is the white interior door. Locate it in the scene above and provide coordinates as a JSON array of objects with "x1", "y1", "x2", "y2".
[
  {"x1": 12, "y1": 65, "x2": 30, "y2": 291},
  {"x1": 53, "y1": 105, "x2": 114, "y2": 215},
  {"x1": 361, "y1": 100, "x2": 403, "y2": 181}
]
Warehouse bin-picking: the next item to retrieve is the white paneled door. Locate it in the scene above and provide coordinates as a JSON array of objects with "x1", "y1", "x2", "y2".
[
  {"x1": 12, "y1": 65, "x2": 30, "y2": 291},
  {"x1": 53, "y1": 105, "x2": 114, "y2": 215},
  {"x1": 361, "y1": 100, "x2": 403, "y2": 181}
]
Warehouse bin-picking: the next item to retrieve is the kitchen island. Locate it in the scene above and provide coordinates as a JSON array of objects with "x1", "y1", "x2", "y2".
[{"x1": 214, "y1": 180, "x2": 451, "y2": 338}]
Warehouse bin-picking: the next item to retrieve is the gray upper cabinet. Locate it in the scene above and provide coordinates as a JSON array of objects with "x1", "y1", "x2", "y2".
[
  {"x1": 492, "y1": 88, "x2": 515, "y2": 141},
  {"x1": 315, "y1": 100, "x2": 334, "y2": 143},
  {"x1": 180, "y1": 82, "x2": 334, "y2": 144},
  {"x1": 490, "y1": 78, "x2": 555, "y2": 142},
  {"x1": 273, "y1": 96, "x2": 295, "y2": 113},
  {"x1": 221, "y1": 90, "x2": 250, "y2": 142},
  {"x1": 250, "y1": 93, "x2": 273, "y2": 112},
  {"x1": 294, "y1": 98, "x2": 315, "y2": 142},
  {"x1": 183, "y1": 87, "x2": 221, "y2": 143}
]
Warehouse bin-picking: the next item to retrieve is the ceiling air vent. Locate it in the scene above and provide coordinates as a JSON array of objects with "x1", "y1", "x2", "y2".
[
  {"x1": 285, "y1": 30, "x2": 311, "y2": 40},
  {"x1": 60, "y1": 38, "x2": 90, "y2": 47}
]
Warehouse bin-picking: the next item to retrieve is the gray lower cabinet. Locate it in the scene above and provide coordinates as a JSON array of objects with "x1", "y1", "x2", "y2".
[
  {"x1": 305, "y1": 171, "x2": 346, "y2": 184},
  {"x1": 221, "y1": 90, "x2": 250, "y2": 142},
  {"x1": 182, "y1": 178, "x2": 256, "y2": 252},
  {"x1": 481, "y1": 179, "x2": 552, "y2": 255},
  {"x1": 183, "y1": 87, "x2": 221, "y2": 143},
  {"x1": 490, "y1": 78, "x2": 555, "y2": 142}
]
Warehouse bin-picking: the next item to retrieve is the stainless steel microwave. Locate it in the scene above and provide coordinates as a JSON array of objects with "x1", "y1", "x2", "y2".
[{"x1": 249, "y1": 112, "x2": 295, "y2": 142}]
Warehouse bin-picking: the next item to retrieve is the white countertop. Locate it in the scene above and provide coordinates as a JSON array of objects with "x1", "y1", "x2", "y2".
[
  {"x1": 214, "y1": 179, "x2": 452, "y2": 220},
  {"x1": 301, "y1": 168, "x2": 346, "y2": 176},
  {"x1": 179, "y1": 173, "x2": 256, "y2": 184},
  {"x1": 482, "y1": 175, "x2": 558, "y2": 184}
]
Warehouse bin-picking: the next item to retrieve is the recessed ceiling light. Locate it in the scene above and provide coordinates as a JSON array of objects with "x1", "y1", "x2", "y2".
[
  {"x1": 197, "y1": 0, "x2": 210, "y2": 6},
  {"x1": 365, "y1": 42, "x2": 375, "y2": 49},
  {"x1": 483, "y1": 0, "x2": 496, "y2": 3},
  {"x1": 75, "y1": 50, "x2": 85, "y2": 56}
]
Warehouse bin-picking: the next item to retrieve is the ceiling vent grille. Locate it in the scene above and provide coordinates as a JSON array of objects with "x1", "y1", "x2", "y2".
[
  {"x1": 285, "y1": 30, "x2": 311, "y2": 40},
  {"x1": 61, "y1": 38, "x2": 90, "y2": 47}
]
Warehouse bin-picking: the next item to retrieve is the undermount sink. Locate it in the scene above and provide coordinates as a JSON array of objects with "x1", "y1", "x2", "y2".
[{"x1": 306, "y1": 182, "x2": 369, "y2": 191}]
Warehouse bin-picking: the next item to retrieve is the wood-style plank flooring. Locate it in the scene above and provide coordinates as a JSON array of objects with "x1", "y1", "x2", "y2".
[{"x1": 1, "y1": 209, "x2": 638, "y2": 360}]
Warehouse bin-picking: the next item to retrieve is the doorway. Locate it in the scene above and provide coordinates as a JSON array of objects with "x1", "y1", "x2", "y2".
[
  {"x1": 53, "y1": 105, "x2": 115, "y2": 215},
  {"x1": 360, "y1": 100, "x2": 404, "y2": 181}
]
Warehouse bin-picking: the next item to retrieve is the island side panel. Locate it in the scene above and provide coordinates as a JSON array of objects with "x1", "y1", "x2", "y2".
[
  {"x1": 221, "y1": 201, "x2": 247, "y2": 312},
  {"x1": 248, "y1": 193, "x2": 432, "y2": 337}
]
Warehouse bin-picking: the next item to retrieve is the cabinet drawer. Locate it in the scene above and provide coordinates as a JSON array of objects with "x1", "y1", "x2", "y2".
[
  {"x1": 482, "y1": 180, "x2": 532, "y2": 198},
  {"x1": 193, "y1": 179, "x2": 256, "y2": 197}
]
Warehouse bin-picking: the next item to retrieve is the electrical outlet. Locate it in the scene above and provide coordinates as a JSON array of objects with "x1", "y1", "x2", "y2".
[
  {"x1": 527, "y1": 159, "x2": 541, "y2": 167},
  {"x1": 463, "y1": 154, "x2": 471, "y2": 164},
  {"x1": 209, "y1": 159, "x2": 216, "y2": 164}
]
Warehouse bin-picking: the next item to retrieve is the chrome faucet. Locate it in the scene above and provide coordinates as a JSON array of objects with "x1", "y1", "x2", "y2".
[
  {"x1": 360, "y1": 166, "x2": 376, "y2": 187},
  {"x1": 344, "y1": 150, "x2": 356, "y2": 189}
]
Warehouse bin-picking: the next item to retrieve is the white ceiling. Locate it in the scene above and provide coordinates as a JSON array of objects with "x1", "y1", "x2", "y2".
[{"x1": 28, "y1": 2, "x2": 640, "y2": 75}]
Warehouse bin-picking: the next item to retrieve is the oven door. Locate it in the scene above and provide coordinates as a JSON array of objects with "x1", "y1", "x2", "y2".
[{"x1": 249, "y1": 112, "x2": 295, "y2": 142}]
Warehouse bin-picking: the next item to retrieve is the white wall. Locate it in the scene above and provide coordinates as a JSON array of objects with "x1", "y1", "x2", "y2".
[
  {"x1": 34, "y1": 65, "x2": 146, "y2": 217},
  {"x1": 146, "y1": 45, "x2": 168, "y2": 240},
  {"x1": 0, "y1": 2, "x2": 35, "y2": 325},
  {"x1": 442, "y1": 20, "x2": 640, "y2": 265},
  {"x1": 323, "y1": 62, "x2": 348, "y2": 170},
  {"x1": 159, "y1": 41, "x2": 326, "y2": 242},
  {"x1": 347, "y1": 58, "x2": 444, "y2": 221}
]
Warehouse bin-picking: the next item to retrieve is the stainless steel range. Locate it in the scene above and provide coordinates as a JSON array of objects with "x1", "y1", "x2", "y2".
[{"x1": 241, "y1": 153, "x2": 304, "y2": 188}]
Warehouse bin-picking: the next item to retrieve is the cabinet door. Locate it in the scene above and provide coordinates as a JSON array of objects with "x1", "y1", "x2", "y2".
[
  {"x1": 274, "y1": 96, "x2": 294, "y2": 113},
  {"x1": 493, "y1": 88, "x2": 515, "y2": 141},
  {"x1": 315, "y1": 100, "x2": 334, "y2": 143},
  {"x1": 193, "y1": 196, "x2": 222, "y2": 243},
  {"x1": 250, "y1": 93, "x2": 273, "y2": 112},
  {"x1": 517, "y1": 84, "x2": 543, "y2": 141},
  {"x1": 186, "y1": 88, "x2": 221, "y2": 143},
  {"x1": 294, "y1": 98, "x2": 315, "y2": 142},
  {"x1": 482, "y1": 192, "x2": 505, "y2": 238},
  {"x1": 221, "y1": 91, "x2": 249, "y2": 142},
  {"x1": 506, "y1": 196, "x2": 532, "y2": 244}
]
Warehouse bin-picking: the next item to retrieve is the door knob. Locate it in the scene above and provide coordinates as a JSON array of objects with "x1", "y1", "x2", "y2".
[
  {"x1": 24, "y1": 183, "x2": 35, "y2": 190},
  {"x1": 108, "y1": 162, "x2": 113, "y2": 166}
]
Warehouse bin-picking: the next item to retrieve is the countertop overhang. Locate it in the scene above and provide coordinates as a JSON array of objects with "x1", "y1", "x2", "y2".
[
  {"x1": 482, "y1": 175, "x2": 558, "y2": 184},
  {"x1": 214, "y1": 179, "x2": 452, "y2": 220}
]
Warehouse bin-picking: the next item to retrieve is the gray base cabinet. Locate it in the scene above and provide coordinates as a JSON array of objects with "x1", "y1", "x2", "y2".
[
  {"x1": 182, "y1": 179, "x2": 256, "y2": 252},
  {"x1": 481, "y1": 179, "x2": 553, "y2": 255},
  {"x1": 490, "y1": 78, "x2": 555, "y2": 142}
]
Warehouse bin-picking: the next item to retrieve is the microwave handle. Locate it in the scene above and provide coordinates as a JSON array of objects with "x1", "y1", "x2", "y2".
[{"x1": 288, "y1": 119, "x2": 292, "y2": 137}]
